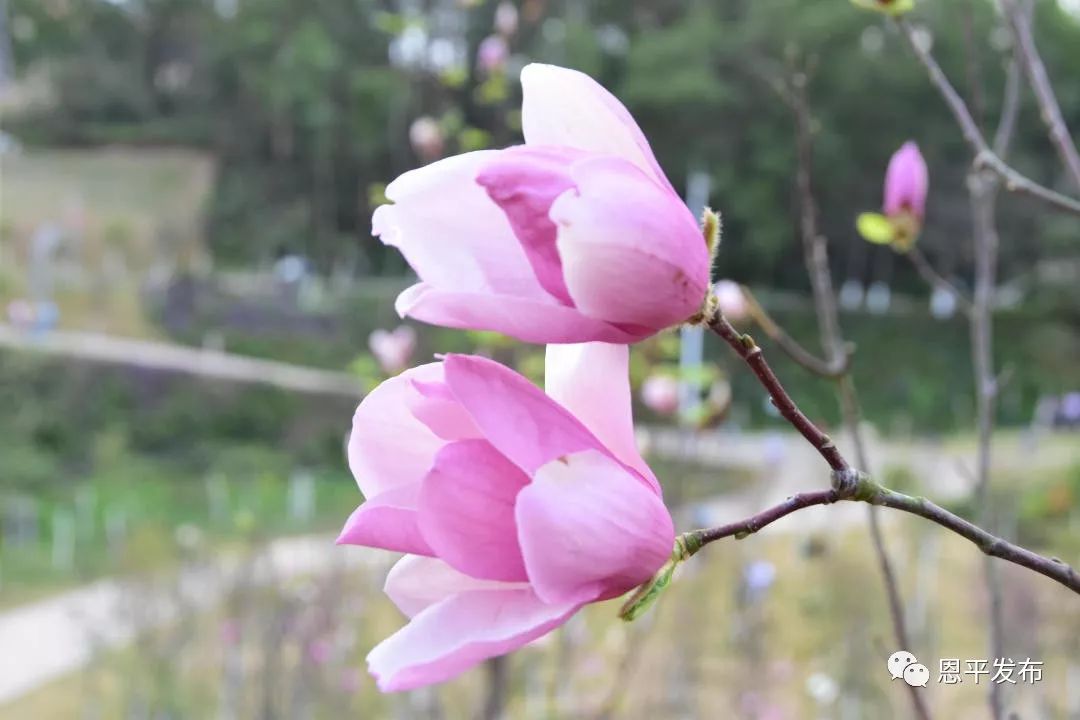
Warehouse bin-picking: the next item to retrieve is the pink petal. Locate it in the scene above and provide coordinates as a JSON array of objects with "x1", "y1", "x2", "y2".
[
  {"x1": 367, "y1": 588, "x2": 582, "y2": 692},
  {"x1": 396, "y1": 283, "x2": 645, "y2": 344},
  {"x1": 883, "y1": 141, "x2": 928, "y2": 218},
  {"x1": 336, "y1": 483, "x2": 435, "y2": 555},
  {"x1": 348, "y1": 363, "x2": 448, "y2": 499},
  {"x1": 550, "y1": 156, "x2": 709, "y2": 330},
  {"x1": 418, "y1": 440, "x2": 531, "y2": 582},
  {"x1": 384, "y1": 555, "x2": 525, "y2": 618},
  {"x1": 516, "y1": 450, "x2": 674, "y2": 604},
  {"x1": 544, "y1": 343, "x2": 660, "y2": 492},
  {"x1": 406, "y1": 378, "x2": 482, "y2": 441},
  {"x1": 373, "y1": 151, "x2": 545, "y2": 299},
  {"x1": 520, "y1": 63, "x2": 674, "y2": 194},
  {"x1": 441, "y1": 354, "x2": 606, "y2": 474},
  {"x1": 476, "y1": 146, "x2": 586, "y2": 305}
]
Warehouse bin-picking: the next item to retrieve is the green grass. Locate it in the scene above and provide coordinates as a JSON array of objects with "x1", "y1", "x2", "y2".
[{"x1": 0, "y1": 448, "x2": 358, "y2": 608}]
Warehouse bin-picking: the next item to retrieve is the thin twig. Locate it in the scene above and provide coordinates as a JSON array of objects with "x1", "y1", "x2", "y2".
[
  {"x1": 706, "y1": 313, "x2": 847, "y2": 475},
  {"x1": 992, "y1": 39, "x2": 1023, "y2": 158},
  {"x1": 787, "y1": 70, "x2": 932, "y2": 720},
  {"x1": 1000, "y1": 0, "x2": 1080, "y2": 191},
  {"x1": 688, "y1": 483, "x2": 1080, "y2": 595},
  {"x1": 894, "y1": 18, "x2": 1080, "y2": 217},
  {"x1": 970, "y1": 158, "x2": 1008, "y2": 720},
  {"x1": 906, "y1": 246, "x2": 974, "y2": 317},
  {"x1": 740, "y1": 286, "x2": 851, "y2": 379}
]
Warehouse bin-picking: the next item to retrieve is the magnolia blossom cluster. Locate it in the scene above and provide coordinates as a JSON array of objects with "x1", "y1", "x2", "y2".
[{"x1": 341, "y1": 64, "x2": 715, "y2": 691}]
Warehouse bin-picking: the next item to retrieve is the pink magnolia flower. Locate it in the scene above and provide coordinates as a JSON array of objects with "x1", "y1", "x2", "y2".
[
  {"x1": 374, "y1": 64, "x2": 711, "y2": 344},
  {"x1": 338, "y1": 343, "x2": 673, "y2": 691},
  {"x1": 640, "y1": 374, "x2": 679, "y2": 416},
  {"x1": 369, "y1": 325, "x2": 418, "y2": 375},
  {"x1": 883, "y1": 141, "x2": 928, "y2": 220}
]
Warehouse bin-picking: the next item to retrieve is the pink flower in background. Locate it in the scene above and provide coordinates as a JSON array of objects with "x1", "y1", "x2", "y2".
[
  {"x1": 307, "y1": 638, "x2": 334, "y2": 665},
  {"x1": 641, "y1": 374, "x2": 679, "y2": 416},
  {"x1": 368, "y1": 325, "x2": 417, "y2": 375},
  {"x1": 338, "y1": 343, "x2": 673, "y2": 691},
  {"x1": 219, "y1": 619, "x2": 241, "y2": 646},
  {"x1": 373, "y1": 64, "x2": 711, "y2": 344},
  {"x1": 713, "y1": 279, "x2": 748, "y2": 321},
  {"x1": 408, "y1": 117, "x2": 444, "y2": 162},
  {"x1": 477, "y1": 35, "x2": 509, "y2": 74},
  {"x1": 883, "y1": 141, "x2": 928, "y2": 220}
]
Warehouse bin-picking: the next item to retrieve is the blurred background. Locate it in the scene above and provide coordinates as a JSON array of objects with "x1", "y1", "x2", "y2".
[{"x1": 0, "y1": 0, "x2": 1078, "y2": 717}]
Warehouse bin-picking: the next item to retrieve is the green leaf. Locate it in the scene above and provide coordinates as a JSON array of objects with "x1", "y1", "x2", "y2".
[{"x1": 856, "y1": 212, "x2": 896, "y2": 245}]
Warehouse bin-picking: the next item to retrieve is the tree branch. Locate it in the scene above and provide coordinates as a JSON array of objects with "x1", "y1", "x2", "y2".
[
  {"x1": 687, "y1": 481, "x2": 1080, "y2": 596},
  {"x1": 1000, "y1": 0, "x2": 1080, "y2": 191},
  {"x1": 706, "y1": 313, "x2": 849, "y2": 475},
  {"x1": 787, "y1": 69, "x2": 932, "y2": 720},
  {"x1": 740, "y1": 286, "x2": 851, "y2": 379},
  {"x1": 895, "y1": 17, "x2": 1080, "y2": 217},
  {"x1": 905, "y1": 246, "x2": 974, "y2": 317}
]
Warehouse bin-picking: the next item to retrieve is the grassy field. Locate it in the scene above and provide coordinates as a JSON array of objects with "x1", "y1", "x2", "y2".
[
  {"x1": 0, "y1": 147, "x2": 214, "y2": 336},
  {"x1": 4, "y1": 513, "x2": 1077, "y2": 719}
]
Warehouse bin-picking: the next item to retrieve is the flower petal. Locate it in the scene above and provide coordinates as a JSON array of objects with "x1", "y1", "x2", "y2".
[
  {"x1": 442, "y1": 354, "x2": 606, "y2": 474},
  {"x1": 476, "y1": 146, "x2": 585, "y2": 305},
  {"x1": 550, "y1": 156, "x2": 709, "y2": 329},
  {"x1": 516, "y1": 450, "x2": 674, "y2": 604},
  {"x1": 418, "y1": 439, "x2": 531, "y2": 582},
  {"x1": 544, "y1": 343, "x2": 659, "y2": 492},
  {"x1": 883, "y1": 141, "x2": 928, "y2": 218},
  {"x1": 384, "y1": 555, "x2": 525, "y2": 618},
  {"x1": 336, "y1": 483, "x2": 435, "y2": 555},
  {"x1": 348, "y1": 363, "x2": 448, "y2": 499},
  {"x1": 373, "y1": 151, "x2": 545, "y2": 298},
  {"x1": 396, "y1": 283, "x2": 644, "y2": 344},
  {"x1": 520, "y1": 63, "x2": 674, "y2": 193},
  {"x1": 367, "y1": 588, "x2": 582, "y2": 692},
  {"x1": 405, "y1": 378, "x2": 481, "y2": 442}
]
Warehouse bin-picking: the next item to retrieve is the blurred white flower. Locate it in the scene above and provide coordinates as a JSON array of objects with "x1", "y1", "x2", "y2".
[
  {"x1": 641, "y1": 374, "x2": 679, "y2": 415},
  {"x1": 714, "y1": 280, "x2": 748, "y2": 321},
  {"x1": 409, "y1": 116, "x2": 444, "y2": 161}
]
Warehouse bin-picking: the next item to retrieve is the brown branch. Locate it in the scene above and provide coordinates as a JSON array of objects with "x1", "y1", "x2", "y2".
[
  {"x1": 706, "y1": 313, "x2": 849, "y2": 475},
  {"x1": 787, "y1": 69, "x2": 932, "y2": 720},
  {"x1": 694, "y1": 489, "x2": 841, "y2": 544},
  {"x1": 895, "y1": 17, "x2": 1080, "y2": 218},
  {"x1": 740, "y1": 286, "x2": 851, "y2": 379},
  {"x1": 1000, "y1": 0, "x2": 1080, "y2": 191},
  {"x1": 965, "y1": 20, "x2": 1011, "y2": 713},
  {"x1": 688, "y1": 482, "x2": 1080, "y2": 595}
]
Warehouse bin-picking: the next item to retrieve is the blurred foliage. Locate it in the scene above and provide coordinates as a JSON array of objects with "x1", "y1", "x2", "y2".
[
  {"x1": 4, "y1": 0, "x2": 1079, "y2": 292},
  {"x1": 0, "y1": 351, "x2": 353, "y2": 492}
]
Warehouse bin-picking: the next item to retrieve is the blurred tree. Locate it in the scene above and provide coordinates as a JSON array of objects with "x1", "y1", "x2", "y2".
[{"x1": 3, "y1": 0, "x2": 1079, "y2": 289}]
